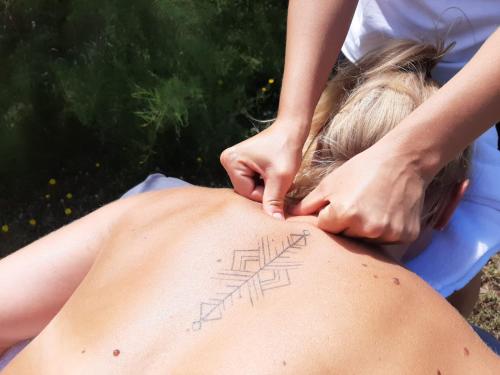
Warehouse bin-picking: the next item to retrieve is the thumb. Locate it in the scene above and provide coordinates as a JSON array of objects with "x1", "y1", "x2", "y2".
[
  {"x1": 316, "y1": 203, "x2": 350, "y2": 234},
  {"x1": 262, "y1": 173, "x2": 291, "y2": 220}
]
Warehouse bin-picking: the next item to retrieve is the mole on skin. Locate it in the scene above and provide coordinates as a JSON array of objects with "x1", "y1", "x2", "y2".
[
  {"x1": 373, "y1": 275, "x2": 378, "y2": 279},
  {"x1": 113, "y1": 349, "x2": 120, "y2": 357},
  {"x1": 437, "y1": 370, "x2": 442, "y2": 375},
  {"x1": 361, "y1": 263, "x2": 368, "y2": 267},
  {"x1": 392, "y1": 277, "x2": 400, "y2": 286},
  {"x1": 464, "y1": 347, "x2": 470, "y2": 356},
  {"x1": 282, "y1": 361, "x2": 287, "y2": 366}
]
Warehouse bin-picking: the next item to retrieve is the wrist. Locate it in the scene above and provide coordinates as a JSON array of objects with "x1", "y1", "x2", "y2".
[
  {"x1": 377, "y1": 131, "x2": 445, "y2": 184},
  {"x1": 272, "y1": 115, "x2": 311, "y2": 144}
]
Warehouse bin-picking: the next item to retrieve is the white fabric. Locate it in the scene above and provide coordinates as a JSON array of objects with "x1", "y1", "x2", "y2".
[
  {"x1": 121, "y1": 173, "x2": 191, "y2": 198},
  {"x1": 410, "y1": 127, "x2": 500, "y2": 297},
  {"x1": 342, "y1": 0, "x2": 500, "y2": 83},
  {"x1": 405, "y1": 200, "x2": 500, "y2": 297}
]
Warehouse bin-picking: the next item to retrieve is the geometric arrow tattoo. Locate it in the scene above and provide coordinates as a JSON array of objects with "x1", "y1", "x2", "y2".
[{"x1": 192, "y1": 229, "x2": 311, "y2": 331}]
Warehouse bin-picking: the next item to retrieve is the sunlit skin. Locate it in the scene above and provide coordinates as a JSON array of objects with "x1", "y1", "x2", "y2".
[
  {"x1": 1, "y1": 188, "x2": 498, "y2": 374},
  {"x1": 220, "y1": 0, "x2": 500, "y2": 243},
  {"x1": 220, "y1": 0, "x2": 358, "y2": 217}
]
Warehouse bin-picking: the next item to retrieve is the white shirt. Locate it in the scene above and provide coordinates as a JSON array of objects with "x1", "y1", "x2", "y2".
[
  {"x1": 342, "y1": 0, "x2": 500, "y2": 83},
  {"x1": 342, "y1": 0, "x2": 500, "y2": 208}
]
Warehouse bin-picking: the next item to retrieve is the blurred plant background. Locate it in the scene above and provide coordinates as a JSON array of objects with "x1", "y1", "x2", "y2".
[
  {"x1": 0, "y1": 0, "x2": 498, "y2": 338},
  {"x1": 1, "y1": 0, "x2": 285, "y2": 253}
]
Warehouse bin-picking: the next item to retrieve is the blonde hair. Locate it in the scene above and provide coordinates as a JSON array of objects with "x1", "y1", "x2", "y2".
[{"x1": 288, "y1": 39, "x2": 470, "y2": 225}]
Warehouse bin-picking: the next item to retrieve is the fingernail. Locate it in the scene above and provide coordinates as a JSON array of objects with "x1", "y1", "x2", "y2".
[{"x1": 272, "y1": 212, "x2": 284, "y2": 220}]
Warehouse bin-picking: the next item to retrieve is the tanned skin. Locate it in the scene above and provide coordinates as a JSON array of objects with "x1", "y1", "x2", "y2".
[{"x1": 2, "y1": 188, "x2": 499, "y2": 374}]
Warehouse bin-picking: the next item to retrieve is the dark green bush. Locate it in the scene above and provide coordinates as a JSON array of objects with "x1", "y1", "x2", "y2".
[{"x1": 0, "y1": 0, "x2": 286, "y2": 195}]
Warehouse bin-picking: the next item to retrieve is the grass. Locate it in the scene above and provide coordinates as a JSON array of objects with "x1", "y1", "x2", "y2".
[{"x1": 469, "y1": 254, "x2": 500, "y2": 339}]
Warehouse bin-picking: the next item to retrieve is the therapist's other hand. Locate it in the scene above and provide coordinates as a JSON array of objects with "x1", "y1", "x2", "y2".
[
  {"x1": 290, "y1": 144, "x2": 427, "y2": 243},
  {"x1": 220, "y1": 121, "x2": 305, "y2": 219}
]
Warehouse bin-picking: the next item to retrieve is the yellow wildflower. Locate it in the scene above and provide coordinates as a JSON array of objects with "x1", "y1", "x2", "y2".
[
  {"x1": 1, "y1": 224, "x2": 8, "y2": 233},
  {"x1": 261, "y1": 87, "x2": 267, "y2": 93},
  {"x1": 268, "y1": 78, "x2": 275, "y2": 84},
  {"x1": 95, "y1": 162, "x2": 101, "y2": 168},
  {"x1": 48, "y1": 178, "x2": 56, "y2": 185},
  {"x1": 29, "y1": 219, "x2": 37, "y2": 226},
  {"x1": 64, "y1": 208, "x2": 72, "y2": 216},
  {"x1": 66, "y1": 193, "x2": 73, "y2": 199}
]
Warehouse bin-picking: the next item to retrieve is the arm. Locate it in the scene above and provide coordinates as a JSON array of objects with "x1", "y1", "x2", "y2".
[
  {"x1": 385, "y1": 28, "x2": 500, "y2": 179},
  {"x1": 0, "y1": 197, "x2": 133, "y2": 350},
  {"x1": 277, "y1": 0, "x2": 358, "y2": 130},
  {"x1": 220, "y1": 0, "x2": 357, "y2": 217},
  {"x1": 294, "y1": 29, "x2": 500, "y2": 242}
]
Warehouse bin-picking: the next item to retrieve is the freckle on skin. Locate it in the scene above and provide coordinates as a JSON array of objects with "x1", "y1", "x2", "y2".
[
  {"x1": 81, "y1": 349, "x2": 85, "y2": 354},
  {"x1": 437, "y1": 370, "x2": 442, "y2": 375},
  {"x1": 373, "y1": 275, "x2": 378, "y2": 279},
  {"x1": 392, "y1": 277, "x2": 400, "y2": 285},
  {"x1": 362, "y1": 263, "x2": 367, "y2": 267},
  {"x1": 464, "y1": 347, "x2": 469, "y2": 356},
  {"x1": 113, "y1": 349, "x2": 120, "y2": 357},
  {"x1": 282, "y1": 361, "x2": 287, "y2": 366},
  {"x1": 216, "y1": 259, "x2": 222, "y2": 263}
]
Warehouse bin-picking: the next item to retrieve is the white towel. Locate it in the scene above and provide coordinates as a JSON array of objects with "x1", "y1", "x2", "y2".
[{"x1": 406, "y1": 126, "x2": 500, "y2": 296}]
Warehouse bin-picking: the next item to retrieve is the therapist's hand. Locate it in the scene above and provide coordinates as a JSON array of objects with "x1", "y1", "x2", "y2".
[
  {"x1": 220, "y1": 120, "x2": 305, "y2": 219},
  {"x1": 290, "y1": 142, "x2": 427, "y2": 243}
]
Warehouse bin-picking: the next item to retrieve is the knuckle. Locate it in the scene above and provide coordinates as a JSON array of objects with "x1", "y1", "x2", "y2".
[
  {"x1": 219, "y1": 148, "x2": 229, "y2": 160},
  {"x1": 220, "y1": 148, "x2": 236, "y2": 165},
  {"x1": 343, "y1": 205, "x2": 360, "y2": 220},
  {"x1": 384, "y1": 229, "x2": 404, "y2": 242},
  {"x1": 406, "y1": 227, "x2": 420, "y2": 242},
  {"x1": 265, "y1": 199, "x2": 284, "y2": 209},
  {"x1": 403, "y1": 220, "x2": 421, "y2": 241},
  {"x1": 383, "y1": 231, "x2": 401, "y2": 244},
  {"x1": 331, "y1": 201, "x2": 347, "y2": 215},
  {"x1": 390, "y1": 222, "x2": 404, "y2": 237},
  {"x1": 272, "y1": 167, "x2": 291, "y2": 180},
  {"x1": 318, "y1": 215, "x2": 338, "y2": 233},
  {"x1": 317, "y1": 205, "x2": 331, "y2": 221},
  {"x1": 363, "y1": 223, "x2": 384, "y2": 238},
  {"x1": 383, "y1": 224, "x2": 404, "y2": 243}
]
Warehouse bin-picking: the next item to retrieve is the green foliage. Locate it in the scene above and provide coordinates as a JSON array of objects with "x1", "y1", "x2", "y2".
[{"x1": 0, "y1": 0, "x2": 286, "y2": 193}]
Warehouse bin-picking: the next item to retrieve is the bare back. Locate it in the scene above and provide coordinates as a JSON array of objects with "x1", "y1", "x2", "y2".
[{"x1": 4, "y1": 187, "x2": 499, "y2": 374}]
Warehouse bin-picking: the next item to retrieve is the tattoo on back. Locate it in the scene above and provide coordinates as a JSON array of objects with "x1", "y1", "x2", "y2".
[{"x1": 192, "y1": 230, "x2": 311, "y2": 331}]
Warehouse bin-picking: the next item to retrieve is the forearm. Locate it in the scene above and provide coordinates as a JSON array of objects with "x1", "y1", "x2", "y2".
[
  {"x1": 381, "y1": 28, "x2": 500, "y2": 180},
  {"x1": 277, "y1": 0, "x2": 357, "y2": 137}
]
